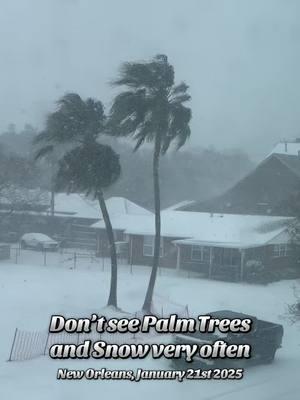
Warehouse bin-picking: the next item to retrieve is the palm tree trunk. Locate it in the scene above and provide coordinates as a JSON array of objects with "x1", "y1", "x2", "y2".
[
  {"x1": 142, "y1": 134, "x2": 161, "y2": 312},
  {"x1": 50, "y1": 188, "x2": 55, "y2": 217},
  {"x1": 50, "y1": 159, "x2": 55, "y2": 217},
  {"x1": 97, "y1": 190, "x2": 118, "y2": 308}
]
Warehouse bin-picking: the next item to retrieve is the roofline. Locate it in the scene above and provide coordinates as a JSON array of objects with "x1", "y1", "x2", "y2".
[{"x1": 271, "y1": 153, "x2": 300, "y2": 180}]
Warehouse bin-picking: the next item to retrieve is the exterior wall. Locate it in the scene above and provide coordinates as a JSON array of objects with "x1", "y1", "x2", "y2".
[
  {"x1": 179, "y1": 245, "x2": 242, "y2": 280},
  {"x1": 179, "y1": 243, "x2": 300, "y2": 279},
  {"x1": 245, "y1": 245, "x2": 298, "y2": 271},
  {"x1": 0, "y1": 213, "x2": 71, "y2": 239},
  {"x1": 129, "y1": 235, "x2": 178, "y2": 269},
  {"x1": 179, "y1": 245, "x2": 210, "y2": 273},
  {"x1": 0, "y1": 211, "x2": 99, "y2": 247},
  {"x1": 96, "y1": 229, "x2": 125, "y2": 256},
  {"x1": 66, "y1": 221, "x2": 99, "y2": 250}
]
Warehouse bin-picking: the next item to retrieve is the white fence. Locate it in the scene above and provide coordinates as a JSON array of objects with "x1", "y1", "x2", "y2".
[
  {"x1": 8, "y1": 328, "x2": 153, "y2": 362},
  {"x1": 8, "y1": 296, "x2": 190, "y2": 362}
]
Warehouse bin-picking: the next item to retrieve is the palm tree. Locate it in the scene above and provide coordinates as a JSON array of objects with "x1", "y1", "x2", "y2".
[
  {"x1": 34, "y1": 93, "x2": 121, "y2": 308},
  {"x1": 109, "y1": 55, "x2": 192, "y2": 312}
]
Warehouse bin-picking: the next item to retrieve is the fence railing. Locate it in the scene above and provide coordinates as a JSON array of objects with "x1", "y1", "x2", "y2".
[
  {"x1": 8, "y1": 296, "x2": 190, "y2": 362},
  {"x1": 8, "y1": 246, "x2": 129, "y2": 269}
]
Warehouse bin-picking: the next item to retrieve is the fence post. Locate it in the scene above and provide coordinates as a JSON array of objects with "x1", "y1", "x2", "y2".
[
  {"x1": 132, "y1": 312, "x2": 137, "y2": 340},
  {"x1": 44, "y1": 249, "x2": 47, "y2": 266},
  {"x1": 8, "y1": 328, "x2": 18, "y2": 361},
  {"x1": 185, "y1": 305, "x2": 189, "y2": 318},
  {"x1": 43, "y1": 331, "x2": 50, "y2": 355},
  {"x1": 15, "y1": 248, "x2": 18, "y2": 264},
  {"x1": 74, "y1": 252, "x2": 77, "y2": 269}
]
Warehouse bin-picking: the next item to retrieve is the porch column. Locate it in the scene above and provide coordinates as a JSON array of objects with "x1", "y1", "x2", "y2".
[
  {"x1": 240, "y1": 249, "x2": 245, "y2": 281},
  {"x1": 176, "y1": 245, "x2": 181, "y2": 271},
  {"x1": 208, "y1": 247, "x2": 213, "y2": 278},
  {"x1": 96, "y1": 232, "x2": 100, "y2": 254},
  {"x1": 129, "y1": 236, "x2": 133, "y2": 265}
]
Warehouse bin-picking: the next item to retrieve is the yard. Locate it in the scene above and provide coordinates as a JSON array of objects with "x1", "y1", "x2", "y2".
[{"x1": 0, "y1": 249, "x2": 299, "y2": 399}]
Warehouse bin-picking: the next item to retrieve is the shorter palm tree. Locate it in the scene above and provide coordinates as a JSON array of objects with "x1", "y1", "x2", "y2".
[
  {"x1": 34, "y1": 93, "x2": 121, "y2": 308},
  {"x1": 56, "y1": 143, "x2": 121, "y2": 307}
]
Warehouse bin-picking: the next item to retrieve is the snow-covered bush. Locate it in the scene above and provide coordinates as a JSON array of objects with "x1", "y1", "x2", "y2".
[
  {"x1": 245, "y1": 260, "x2": 267, "y2": 283},
  {"x1": 287, "y1": 287, "x2": 300, "y2": 323}
]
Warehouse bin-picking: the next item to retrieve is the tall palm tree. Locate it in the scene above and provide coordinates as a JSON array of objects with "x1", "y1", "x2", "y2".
[
  {"x1": 34, "y1": 93, "x2": 121, "y2": 308},
  {"x1": 109, "y1": 55, "x2": 192, "y2": 312}
]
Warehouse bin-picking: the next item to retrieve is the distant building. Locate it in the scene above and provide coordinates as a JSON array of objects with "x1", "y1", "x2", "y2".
[{"x1": 179, "y1": 140, "x2": 300, "y2": 216}]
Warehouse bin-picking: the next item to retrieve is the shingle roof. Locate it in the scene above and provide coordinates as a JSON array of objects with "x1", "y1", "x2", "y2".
[{"x1": 273, "y1": 153, "x2": 300, "y2": 178}]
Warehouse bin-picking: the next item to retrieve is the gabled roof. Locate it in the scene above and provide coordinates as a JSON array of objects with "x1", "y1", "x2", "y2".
[{"x1": 47, "y1": 194, "x2": 152, "y2": 220}]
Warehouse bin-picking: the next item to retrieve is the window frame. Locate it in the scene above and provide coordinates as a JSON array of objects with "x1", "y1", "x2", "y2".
[
  {"x1": 273, "y1": 244, "x2": 289, "y2": 258},
  {"x1": 191, "y1": 245, "x2": 210, "y2": 263},
  {"x1": 143, "y1": 235, "x2": 164, "y2": 257}
]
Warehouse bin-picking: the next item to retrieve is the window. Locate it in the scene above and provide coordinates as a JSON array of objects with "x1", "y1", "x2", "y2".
[
  {"x1": 191, "y1": 246, "x2": 210, "y2": 262},
  {"x1": 143, "y1": 235, "x2": 163, "y2": 257},
  {"x1": 223, "y1": 248, "x2": 240, "y2": 266},
  {"x1": 273, "y1": 244, "x2": 290, "y2": 258}
]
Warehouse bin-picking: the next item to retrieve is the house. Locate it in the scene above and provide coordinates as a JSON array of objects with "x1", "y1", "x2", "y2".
[
  {"x1": 91, "y1": 198, "x2": 153, "y2": 255},
  {"x1": 0, "y1": 190, "x2": 151, "y2": 250},
  {"x1": 92, "y1": 209, "x2": 297, "y2": 280},
  {"x1": 178, "y1": 140, "x2": 300, "y2": 216},
  {"x1": 45, "y1": 194, "x2": 153, "y2": 250}
]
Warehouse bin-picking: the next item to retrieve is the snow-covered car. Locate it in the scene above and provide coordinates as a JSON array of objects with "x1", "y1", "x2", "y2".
[{"x1": 20, "y1": 233, "x2": 59, "y2": 251}]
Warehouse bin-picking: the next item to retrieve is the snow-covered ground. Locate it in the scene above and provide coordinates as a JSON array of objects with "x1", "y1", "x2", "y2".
[{"x1": 0, "y1": 249, "x2": 299, "y2": 399}]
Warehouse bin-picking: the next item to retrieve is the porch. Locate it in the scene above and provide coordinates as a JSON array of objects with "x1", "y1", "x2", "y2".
[{"x1": 174, "y1": 242, "x2": 249, "y2": 282}]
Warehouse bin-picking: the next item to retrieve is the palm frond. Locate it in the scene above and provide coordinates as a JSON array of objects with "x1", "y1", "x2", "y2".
[
  {"x1": 55, "y1": 143, "x2": 121, "y2": 196},
  {"x1": 34, "y1": 145, "x2": 54, "y2": 161},
  {"x1": 34, "y1": 93, "x2": 106, "y2": 152},
  {"x1": 109, "y1": 55, "x2": 191, "y2": 154},
  {"x1": 113, "y1": 54, "x2": 174, "y2": 91}
]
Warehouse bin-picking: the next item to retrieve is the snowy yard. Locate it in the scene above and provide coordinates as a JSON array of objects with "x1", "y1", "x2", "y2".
[{"x1": 0, "y1": 250, "x2": 299, "y2": 399}]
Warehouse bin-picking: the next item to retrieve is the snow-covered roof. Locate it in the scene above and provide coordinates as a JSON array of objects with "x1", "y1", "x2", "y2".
[
  {"x1": 0, "y1": 186, "x2": 49, "y2": 206},
  {"x1": 51, "y1": 194, "x2": 152, "y2": 220},
  {"x1": 268, "y1": 141, "x2": 300, "y2": 157},
  {"x1": 92, "y1": 210, "x2": 293, "y2": 249},
  {"x1": 163, "y1": 200, "x2": 195, "y2": 211},
  {"x1": 103, "y1": 197, "x2": 152, "y2": 217},
  {"x1": 47, "y1": 193, "x2": 100, "y2": 219}
]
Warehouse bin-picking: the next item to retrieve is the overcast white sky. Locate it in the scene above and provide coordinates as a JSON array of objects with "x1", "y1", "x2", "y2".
[{"x1": 0, "y1": 0, "x2": 300, "y2": 159}]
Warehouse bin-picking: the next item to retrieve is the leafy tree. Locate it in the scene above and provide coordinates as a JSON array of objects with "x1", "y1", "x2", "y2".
[
  {"x1": 109, "y1": 55, "x2": 192, "y2": 312},
  {"x1": 34, "y1": 93, "x2": 121, "y2": 308}
]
